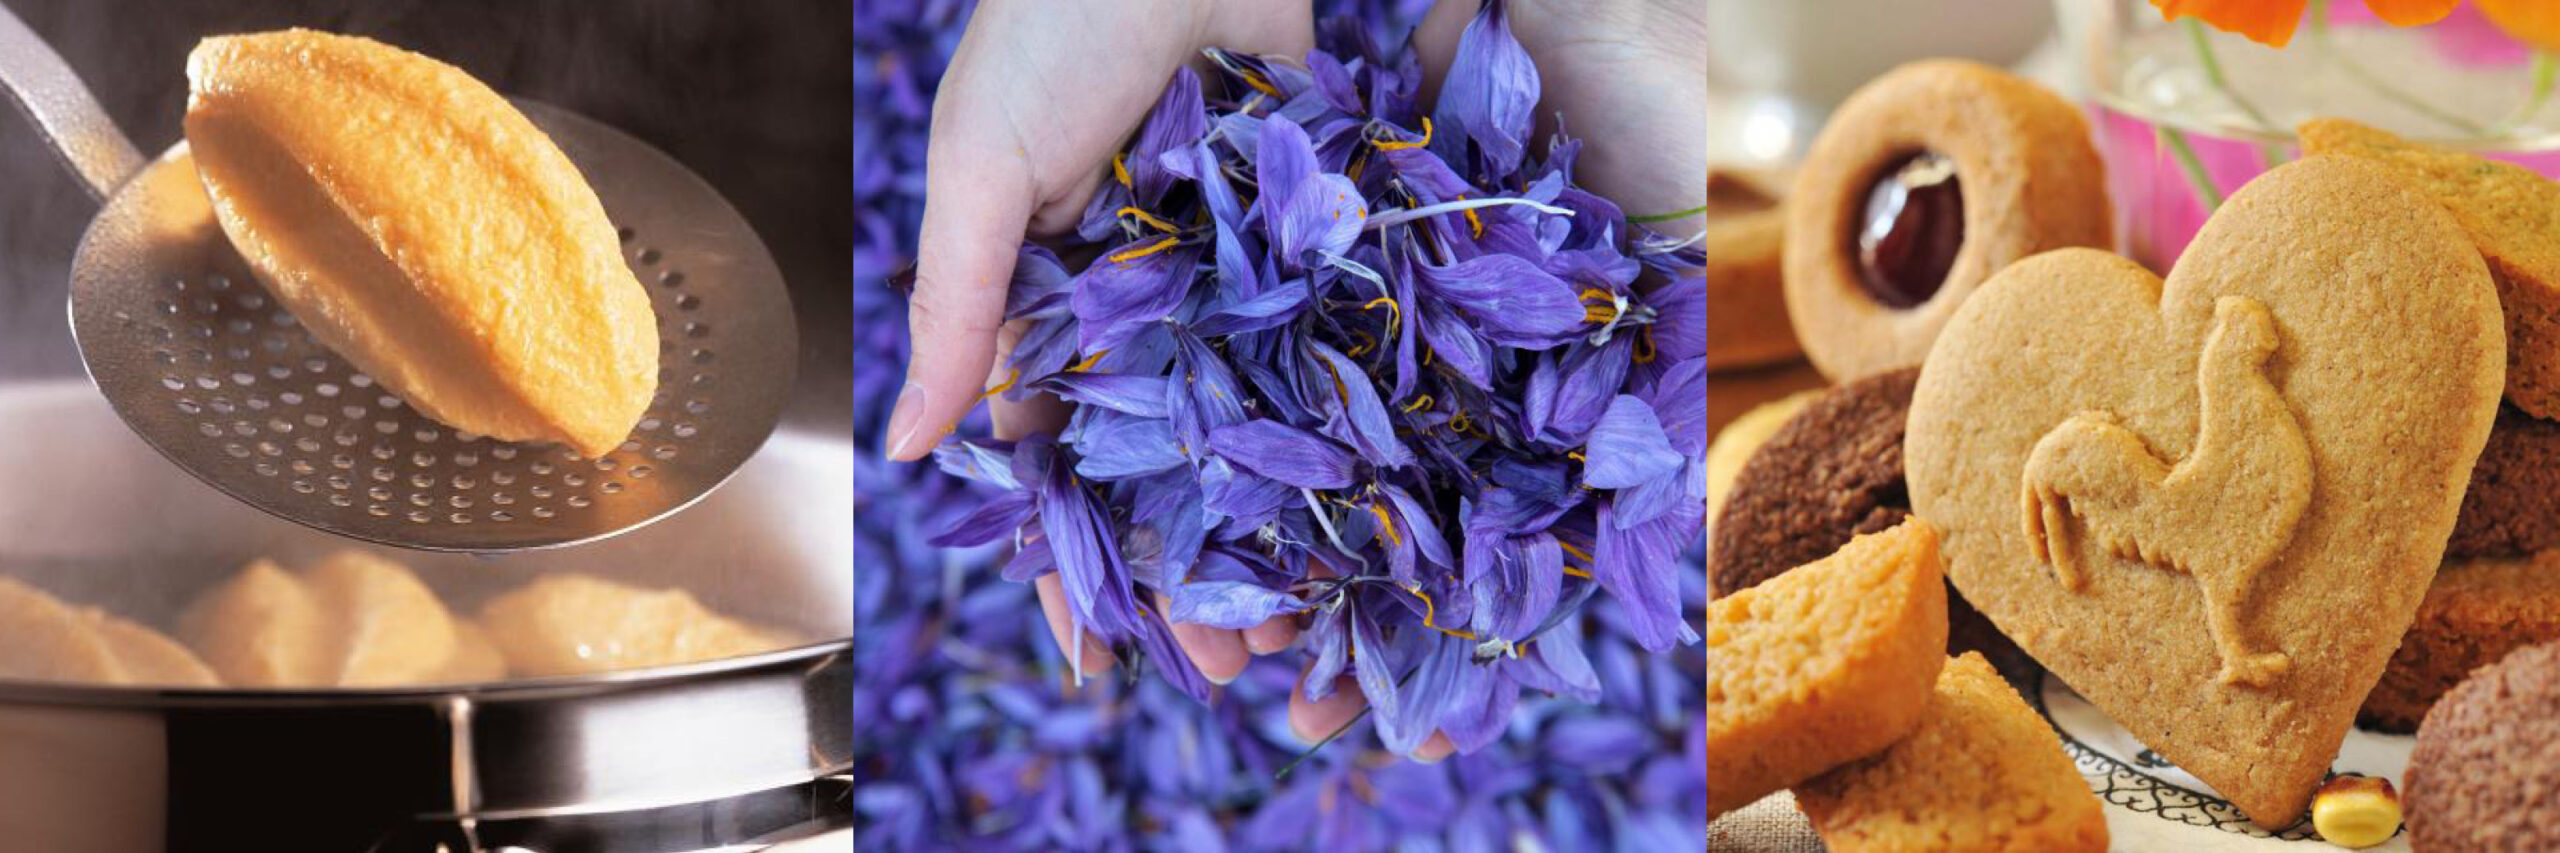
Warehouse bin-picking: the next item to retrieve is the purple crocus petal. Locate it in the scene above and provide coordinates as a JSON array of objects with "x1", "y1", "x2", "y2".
[
  {"x1": 1540, "y1": 716, "x2": 1651, "y2": 775},
  {"x1": 1135, "y1": 606, "x2": 1215, "y2": 703},
  {"x1": 925, "y1": 489, "x2": 1034, "y2": 547},
  {"x1": 1073, "y1": 178, "x2": 1137, "y2": 244},
  {"x1": 1350, "y1": 606, "x2": 1402, "y2": 731},
  {"x1": 1514, "y1": 611, "x2": 1602, "y2": 702},
  {"x1": 1612, "y1": 465, "x2": 1692, "y2": 530},
  {"x1": 1200, "y1": 457, "x2": 1296, "y2": 526},
  {"x1": 1525, "y1": 336, "x2": 1634, "y2": 448},
  {"x1": 1382, "y1": 483, "x2": 1454, "y2": 570},
  {"x1": 1255, "y1": 117, "x2": 1319, "y2": 232},
  {"x1": 1415, "y1": 298, "x2": 1493, "y2": 390},
  {"x1": 1583, "y1": 395, "x2": 1683, "y2": 490},
  {"x1": 1418, "y1": 254, "x2": 1586, "y2": 348},
  {"x1": 1305, "y1": 49, "x2": 1365, "y2": 115},
  {"x1": 1437, "y1": 664, "x2": 1520, "y2": 752},
  {"x1": 1170, "y1": 580, "x2": 1308, "y2": 629},
  {"x1": 1302, "y1": 602, "x2": 1350, "y2": 701},
  {"x1": 1071, "y1": 240, "x2": 1201, "y2": 355},
  {"x1": 1001, "y1": 244, "x2": 1076, "y2": 320},
  {"x1": 1034, "y1": 372, "x2": 1172, "y2": 419},
  {"x1": 1595, "y1": 497, "x2": 1703, "y2": 652},
  {"x1": 1039, "y1": 444, "x2": 1138, "y2": 640},
  {"x1": 1305, "y1": 340, "x2": 1414, "y2": 470},
  {"x1": 929, "y1": 437, "x2": 1022, "y2": 491},
  {"x1": 1207, "y1": 420, "x2": 1361, "y2": 489},
  {"x1": 1072, "y1": 416, "x2": 1186, "y2": 480},
  {"x1": 1003, "y1": 314, "x2": 1080, "y2": 394},
  {"x1": 1647, "y1": 356, "x2": 1707, "y2": 458},
  {"x1": 1192, "y1": 277, "x2": 1311, "y2": 338},
  {"x1": 1429, "y1": 0, "x2": 1539, "y2": 176},
  {"x1": 1379, "y1": 147, "x2": 1471, "y2": 204},
  {"x1": 1650, "y1": 276, "x2": 1706, "y2": 364},
  {"x1": 1129, "y1": 67, "x2": 1207, "y2": 205},
  {"x1": 1379, "y1": 632, "x2": 1468, "y2": 754},
  {"x1": 1275, "y1": 172, "x2": 1368, "y2": 272},
  {"x1": 999, "y1": 537, "x2": 1055, "y2": 583},
  {"x1": 1507, "y1": 533, "x2": 1565, "y2": 640}
]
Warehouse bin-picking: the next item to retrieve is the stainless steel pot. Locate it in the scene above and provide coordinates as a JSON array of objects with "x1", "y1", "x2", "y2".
[{"x1": 0, "y1": 384, "x2": 854, "y2": 852}]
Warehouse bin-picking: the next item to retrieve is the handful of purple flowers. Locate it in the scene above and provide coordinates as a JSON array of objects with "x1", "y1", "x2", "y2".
[{"x1": 928, "y1": 1, "x2": 1704, "y2": 756}]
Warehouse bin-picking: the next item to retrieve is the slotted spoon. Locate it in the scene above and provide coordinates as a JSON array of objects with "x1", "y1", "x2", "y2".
[{"x1": 0, "y1": 7, "x2": 797, "y2": 552}]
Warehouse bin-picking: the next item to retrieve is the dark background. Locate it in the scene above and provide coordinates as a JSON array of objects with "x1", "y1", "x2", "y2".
[{"x1": 0, "y1": 0, "x2": 852, "y2": 432}]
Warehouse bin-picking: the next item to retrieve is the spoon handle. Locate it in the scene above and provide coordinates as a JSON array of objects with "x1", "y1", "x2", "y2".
[{"x1": 0, "y1": 2, "x2": 143, "y2": 203}]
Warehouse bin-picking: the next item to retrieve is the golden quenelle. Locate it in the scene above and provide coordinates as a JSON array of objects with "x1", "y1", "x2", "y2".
[{"x1": 184, "y1": 29, "x2": 657, "y2": 458}]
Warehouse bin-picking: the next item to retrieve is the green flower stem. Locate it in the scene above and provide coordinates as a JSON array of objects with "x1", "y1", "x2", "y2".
[
  {"x1": 2489, "y1": 52, "x2": 2559, "y2": 138},
  {"x1": 1628, "y1": 201, "x2": 1709, "y2": 224},
  {"x1": 2304, "y1": 0, "x2": 2486, "y2": 136},
  {"x1": 2185, "y1": 18, "x2": 2279, "y2": 133},
  {"x1": 2159, "y1": 126, "x2": 2224, "y2": 213}
]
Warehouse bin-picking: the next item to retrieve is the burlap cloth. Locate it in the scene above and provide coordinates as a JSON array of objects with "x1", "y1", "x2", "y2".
[{"x1": 1708, "y1": 791, "x2": 1826, "y2": 852}]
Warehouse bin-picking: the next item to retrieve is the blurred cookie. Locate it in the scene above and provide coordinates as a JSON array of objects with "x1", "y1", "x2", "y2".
[
  {"x1": 1711, "y1": 368, "x2": 1916, "y2": 596},
  {"x1": 1784, "y1": 59, "x2": 2111, "y2": 382},
  {"x1": 1707, "y1": 169, "x2": 1800, "y2": 370},
  {"x1": 2404, "y1": 639, "x2": 2560, "y2": 851},
  {"x1": 1795, "y1": 653, "x2": 2107, "y2": 853},
  {"x1": 1707, "y1": 519, "x2": 1948, "y2": 818},
  {"x1": 2449, "y1": 404, "x2": 2560, "y2": 558},
  {"x1": 2302, "y1": 118, "x2": 2560, "y2": 420},
  {"x1": 2361, "y1": 551, "x2": 2560, "y2": 733}
]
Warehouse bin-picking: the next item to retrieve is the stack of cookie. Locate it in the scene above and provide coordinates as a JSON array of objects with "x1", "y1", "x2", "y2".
[
  {"x1": 2294, "y1": 119, "x2": 2560, "y2": 734},
  {"x1": 1708, "y1": 55, "x2": 2560, "y2": 843}
]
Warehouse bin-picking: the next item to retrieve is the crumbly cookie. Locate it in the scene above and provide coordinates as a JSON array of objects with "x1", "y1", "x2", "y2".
[
  {"x1": 1711, "y1": 368, "x2": 1916, "y2": 596},
  {"x1": 2404, "y1": 639, "x2": 2560, "y2": 851},
  {"x1": 1795, "y1": 653, "x2": 2108, "y2": 853},
  {"x1": 1905, "y1": 156, "x2": 2505, "y2": 827},
  {"x1": 1708, "y1": 169, "x2": 1801, "y2": 370},
  {"x1": 2301, "y1": 118, "x2": 2560, "y2": 420},
  {"x1": 1707, "y1": 519, "x2": 1949, "y2": 818},
  {"x1": 1783, "y1": 59, "x2": 2112, "y2": 383},
  {"x1": 2360, "y1": 551, "x2": 2560, "y2": 733},
  {"x1": 1705, "y1": 387, "x2": 1821, "y2": 529},
  {"x1": 2450, "y1": 404, "x2": 2560, "y2": 558}
]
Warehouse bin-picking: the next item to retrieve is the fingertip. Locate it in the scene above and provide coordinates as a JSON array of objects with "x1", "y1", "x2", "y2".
[
  {"x1": 1244, "y1": 617, "x2": 1300, "y2": 655},
  {"x1": 1158, "y1": 593, "x2": 1248, "y2": 685},
  {"x1": 1410, "y1": 731, "x2": 1456, "y2": 764},
  {"x1": 1036, "y1": 572, "x2": 1116, "y2": 676},
  {"x1": 1288, "y1": 674, "x2": 1368, "y2": 745}
]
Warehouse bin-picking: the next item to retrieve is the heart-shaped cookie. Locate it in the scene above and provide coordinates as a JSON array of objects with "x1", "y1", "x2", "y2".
[{"x1": 1906, "y1": 156, "x2": 2506, "y2": 827}]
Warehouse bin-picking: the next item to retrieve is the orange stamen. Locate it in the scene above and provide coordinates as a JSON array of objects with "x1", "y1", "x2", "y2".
[
  {"x1": 1067, "y1": 349, "x2": 1110, "y2": 373},
  {"x1": 980, "y1": 368, "x2": 1021, "y2": 400},
  {"x1": 1116, "y1": 206, "x2": 1181, "y2": 234},
  {"x1": 1371, "y1": 117, "x2": 1433, "y2": 151},
  {"x1": 1107, "y1": 235, "x2": 1181, "y2": 264},
  {"x1": 1112, "y1": 152, "x2": 1132, "y2": 188},
  {"x1": 1369, "y1": 502, "x2": 1401, "y2": 547}
]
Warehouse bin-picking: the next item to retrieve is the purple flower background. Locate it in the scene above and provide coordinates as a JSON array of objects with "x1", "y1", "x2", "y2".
[{"x1": 855, "y1": 2, "x2": 1704, "y2": 848}]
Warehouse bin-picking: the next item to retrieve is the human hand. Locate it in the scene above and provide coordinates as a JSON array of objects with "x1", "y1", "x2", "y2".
[{"x1": 884, "y1": 0, "x2": 1315, "y2": 461}]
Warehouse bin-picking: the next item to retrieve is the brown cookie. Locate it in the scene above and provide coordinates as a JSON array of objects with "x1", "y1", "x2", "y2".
[
  {"x1": 2360, "y1": 551, "x2": 2560, "y2": 733},
  {"x1": 2301, "y1": 118, "x2": 2560, "y2": 421},
  {"x1": 1710, "y1": 367, "x2": 1918, "y2": 596},
  {"x1": 1794, "y1": 653, "x2": 2108, "y2": 853},
  {"x1": 1707, "y1": 519, "x2": 1949, "y2": 818},
  {"x1": 1707, "y1": 169, "x2": 1801, "y2": 370},
  {"x1": 1783, "y1": 59, "x2": 2112, "y2": 383},
  {"x1": 2450, "y1": 404, "x2": 2560, "y2": 559},
  {"x1": 1906, "y1": 156, "x2": 2505, "y2": 828},
  {"x1": 2405, "y1": 639, "x2": 2560, "y2": 851}
]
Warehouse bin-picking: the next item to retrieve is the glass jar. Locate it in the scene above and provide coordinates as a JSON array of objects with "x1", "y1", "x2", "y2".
[{"x1": 2055, "y1": 0, "x2": 2560, "y2": 270}]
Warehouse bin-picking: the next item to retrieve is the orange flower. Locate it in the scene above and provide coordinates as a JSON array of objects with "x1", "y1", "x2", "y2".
[
  {"x1": 2152, "y1": 0, "x2": 2460, "y2": 48},
  {"x1": 2479, "y1": 0, "x2": 2560, "y2": 52}
]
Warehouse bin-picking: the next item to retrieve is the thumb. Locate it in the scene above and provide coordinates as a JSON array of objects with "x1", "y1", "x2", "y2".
[{"x1": 884, "y1": 111, "x2": 1035, "y2": 461}]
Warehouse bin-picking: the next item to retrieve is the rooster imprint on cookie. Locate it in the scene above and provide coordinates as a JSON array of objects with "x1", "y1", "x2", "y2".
[{"x1": 2020, "y1": 296, "x2": 2312, "y2": 687}]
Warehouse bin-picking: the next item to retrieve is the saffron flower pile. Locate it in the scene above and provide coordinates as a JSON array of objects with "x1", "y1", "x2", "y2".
[{"x1": 927, "y1": 0, "x2": 1705, "y2": 756}]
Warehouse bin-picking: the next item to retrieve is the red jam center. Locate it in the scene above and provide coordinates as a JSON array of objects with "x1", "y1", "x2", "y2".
[{"x1": 1853, "y1": 152, "x2": 1963, "y2": 309}]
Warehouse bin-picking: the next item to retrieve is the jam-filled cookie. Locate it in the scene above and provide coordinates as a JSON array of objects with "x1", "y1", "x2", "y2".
[
  {"x1": 1707, "y1": 168, "x2": 1800, "y2": 370},
  {"x1": 1783, "y1": 59, "x2": 2111, "y2": 382}
]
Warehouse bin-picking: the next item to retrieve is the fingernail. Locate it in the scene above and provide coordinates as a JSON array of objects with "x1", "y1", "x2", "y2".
[
  {"x1": 1206, "y1": 668, "x2": 1236, "y2": 686},
  {"x1": 883, "y1": 381, "x2": 929, "y2": 460}
]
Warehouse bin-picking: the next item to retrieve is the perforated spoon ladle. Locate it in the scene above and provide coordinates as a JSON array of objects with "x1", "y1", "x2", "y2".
[{"x1": 0, "y1": 7, "x2": 797, "y2": 552}]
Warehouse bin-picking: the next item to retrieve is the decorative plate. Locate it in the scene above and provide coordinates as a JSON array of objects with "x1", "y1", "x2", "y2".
[{"x1": 2025, "y1": 667, "x2": 2415, "y2": 851}]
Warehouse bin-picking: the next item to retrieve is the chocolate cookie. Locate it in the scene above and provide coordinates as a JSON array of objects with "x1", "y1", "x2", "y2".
[
  {"x1": 2449, "y1": 405, "x2": 2560, "y2": 558},
  {"x1": 1710, "y1": 368, "x2": 1917, "y2": 596},
  {"x1": 2360, "y1": 552, "x2": 2560, "y2": 733},
  {"x1": 2405, "y1": 639, "x2": 2560, "y2": 851},
  {"x1": 1783, "y1": 59, "x2": 2111, "y2": 382}
]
